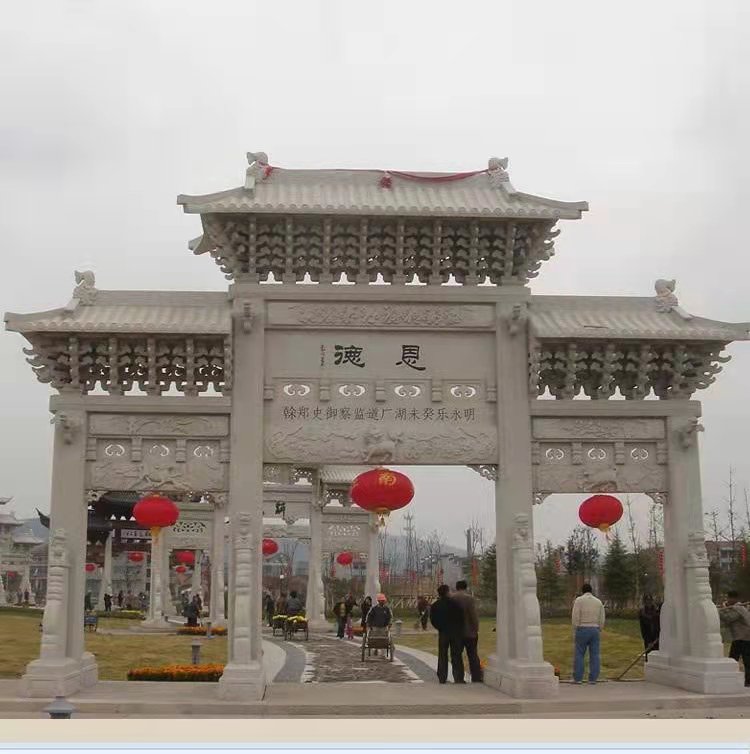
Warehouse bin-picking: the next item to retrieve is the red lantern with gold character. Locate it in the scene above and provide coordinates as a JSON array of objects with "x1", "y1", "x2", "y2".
[
  {"x1": 350, "y1": 468, "x2": 414, "y2": 527},
  {"x1": 133, "y1": 493, "x2": 179, "y2": 552},
  {"x1": 262, "y1": 538, "x2": 279, "y2": 557},
  {"x1": 336, "y1": 551, "x2": 353, "y2": 566},
  {"x1": 578, "y1": 494, "x2": 623, "y2": 533},
  {"x1": 174, "y1": 550, "x2": 195, "y2": 566}
]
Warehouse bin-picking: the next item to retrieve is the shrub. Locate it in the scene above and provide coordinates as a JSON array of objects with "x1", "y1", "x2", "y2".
[
  {"x1": 127, "y1": 664, "x2": 224, "y2": 682},
  {"x1": 97, "y1": 610, "x2": 144, "y2": 620},
  {"x1": 176, "y1": 626, "x2": 227, "y2": 636},
  {"x1": 0, "y1": 606, "x2": 44, "y2": 616}
]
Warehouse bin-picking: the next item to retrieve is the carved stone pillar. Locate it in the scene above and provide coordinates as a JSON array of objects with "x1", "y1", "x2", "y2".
[
  {"x1": 305, "y1": 491, "x2": 328, "y2": 631},
  {"x1": 21, "y1": 563, "x2": 36, "y2": 606},
  {"x1": 210, "y1": 496, "x2": 227, "y2": 625},
  {"x1": 365, "y1": 514, "x2": 381, "y2": 600},
  {"x1": 191, "y1": 548, "x2": 203, "y2": 602},
  {"x1": 0, "y1": 565, "x2": 6, "y2": 606},
  {"x1": 484, "y1": 301, "x2": 557, "y2": 698},
  {"x1": 22, "y1": 405, "x2": 97, "y2": 696},
  {"x1": 97, "y1": 531, "x2": 112, "y2": 610},
  {"x1": 143, "y1": 530, "x2": 165, "y2": 627},
  {"x1": 22, "y1": 530, "x2": 84, "y2": 696},
  {"x1": 218, "y1": 293, "x2": 266, "y2": 700},
  {"x1": 645, "y1": 413, "x2": 744, "y2": 693},
  {"x1": 160, "y1": 531, "x2": 171, "y2": 616}
]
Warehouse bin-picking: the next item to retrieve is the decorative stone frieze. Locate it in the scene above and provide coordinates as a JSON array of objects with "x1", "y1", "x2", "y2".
[
  {"x1": 199, "y1": 214, "x2": 560, "y2": 285},
  {"x1": 529, "y1": 340, "x2": 730, "y2": 400}
]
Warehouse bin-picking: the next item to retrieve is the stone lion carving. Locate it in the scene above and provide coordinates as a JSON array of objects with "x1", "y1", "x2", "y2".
[
  {"x1": 363, "y1": 429, "x2": 401, "y2": 464},
  {"x1": 64, "y1": 270, "x2": 97, "y2": 312},
  {"x1": 653, "y1": 279, "x2": 692, "y2": 320}
]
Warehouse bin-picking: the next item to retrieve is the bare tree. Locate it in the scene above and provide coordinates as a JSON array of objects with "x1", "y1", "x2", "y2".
[
  {"x1": 624, "y1": 496, "x2": 641, "y2": 603},
  {"x1": 725, "y1": 467, "x2": 738, "y2": 566}
]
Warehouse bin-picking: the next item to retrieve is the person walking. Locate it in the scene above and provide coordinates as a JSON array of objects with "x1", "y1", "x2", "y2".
[
  {"x1": 417, "y1": 595, "x2": 430, "y2": 631},
  {"x1": 265, "y1": 592, "x2": 275, "y2": 627},
  {"x1": 103, "y1": 593, "x2": 112, "y2": 613},
  {"x1": 571, "y1": 583, "x2": 605, "y2": 684},
  {"x1": 116, "y1": 590, "x2": 124, "y2": 609},
  {"x1": 430, "y1": 584, "x2": 465, "y2": 684},
  {"x1": 638, "y1": 594, "x2": 660, "y2": 659},
  {"x1": 276, "y1": 592, "x2": 288, "y2": 617},
  {"x1": 718, "y1": 590, "x2": 750, "y2": 687},
  {"x1": 84, "y1": 592, "x2": 93, "y2": 612},
  {"x1": 360, "y1": 596, "x2": 372, "y2": 631},
  {"x1": 451, "y1": 580, "x2": 483, "y2": 682},
  {"x1": 333, "y1": 596, "x2": 347, "y2": 638}
]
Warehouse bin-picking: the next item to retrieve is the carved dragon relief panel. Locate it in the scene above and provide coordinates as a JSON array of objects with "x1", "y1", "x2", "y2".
[
  {"x1": 265, "y1": 423, "x2": 497, "y2": 465},
  {"x1": 88, "y1": 414, "x2": 229, "y2": 437},
  {"x1": 87, "y1": 438, "x2": 228, "y2": 491},
  {"x1": 530, "y1": 415, "x2": 669, "y2": 495}
]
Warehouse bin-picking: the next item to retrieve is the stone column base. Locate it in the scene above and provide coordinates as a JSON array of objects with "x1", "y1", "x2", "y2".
[
  {"x1": 644, "y1": 652, "x2": 745, "y2": 694},
  {"x1": 20, "y1": 657, "x2": 88, "y2": 698},
  {"x1": 217, "y1": 662, "x2": 266, "y2": 701},
  {"x1": 484, "y1": 656, "x2": 559, "y2": 699},
  {"x1": 307, "y1": 618, "x2": 331, "y2": 633}
]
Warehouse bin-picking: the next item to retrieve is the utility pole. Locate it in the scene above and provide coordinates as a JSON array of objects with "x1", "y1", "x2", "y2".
[
  {"x1": 404, "y1": 513, "x2": 416, "y2": 599},
  {"x1": 726, "y1": 467, "x2": 737, "y2": 567}
]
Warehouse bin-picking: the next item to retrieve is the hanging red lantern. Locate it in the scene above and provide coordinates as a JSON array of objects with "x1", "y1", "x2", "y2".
[
  {"x1": 578, "y1": 494, "x2": 623, "y2": 533},
  {"x1": 336, "y1": 551, "x2": 353, "y2": 566},
  {"x1": 174, "y1": 550, "x2": 195, "y2": 566},
  {"x1": 84, "y1": 563, "x2": 97, "y2": 573},
  {"x1": 127, "y1": 551, "x2": 145, "y2": 563},
  {"x1": 350, "y1": 468, "x2": 414, "y2": 526},
  {"x1": 174, "y1": 565, "x2": 187, "y2": 574},
  {"x1": 133, "y1": 494, "x2": 179, "y2": 534},
  {"x1": 262, "y1": 538, "x2": 279, "y2": 556},
  {"x1": 6, "y1": 571, "x2": 18, "y2": 578}
]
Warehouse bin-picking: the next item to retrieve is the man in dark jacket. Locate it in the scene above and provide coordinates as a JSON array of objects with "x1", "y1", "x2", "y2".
[
  {"x1": 638, "y1": 594, "x2": 660, "y2": 658},
  {"x1": 452, "y1": 580, "x2": 483, "y2": 682},
  {"x1": 430, "y1": 584, "x2": 465, "y2": 684},
  {"x1": 366, "y1": 594, "x2": 393, "y2": 628}
]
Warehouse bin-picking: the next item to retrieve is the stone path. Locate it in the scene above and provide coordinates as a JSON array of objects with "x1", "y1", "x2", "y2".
[{"x1": 264, "y1": 629, "x2": 437, "y2": 684}]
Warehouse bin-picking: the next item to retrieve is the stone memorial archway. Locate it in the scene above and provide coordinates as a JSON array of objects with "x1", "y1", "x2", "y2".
[{"x1": 6, "y1": 152, "x2": 749, "y2": 700}]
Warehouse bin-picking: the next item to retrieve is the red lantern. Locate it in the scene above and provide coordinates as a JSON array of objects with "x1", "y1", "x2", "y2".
[
  {"x1": 174, "y1": 550, "x2": 195, "y2": 566},
  {"x1": 336, "y1": 551, "x2": 353, "y2": 566},
  {"x1": 262, "y1": 538, "x2": 279, "y2": 557},
  {"x1": 6, "y1": 571, "x2": 18, "y2": 578},
  {"x1": 174, "y1": 565, "x2": 187, "y2": 574},
  {"x1": 127, "y1": 551, "x2": 144, "y2": 563},
  {"x1": 85, "y1": 563, "x2": 97, "y2": 573},
  {"x1": 578, "y1": 494, "x2": 623, "y2": 533},
  {"x1": 350, "y1": 468, "x2": 414, "y2": 526},
  {"x1": 133, "y1": 494, "x2": 179, "y2": 533}
]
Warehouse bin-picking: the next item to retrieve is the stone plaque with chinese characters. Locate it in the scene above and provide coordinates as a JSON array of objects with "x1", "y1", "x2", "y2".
[{"x1": 264, "y1": 329, "x2": 498, "y2": 465}]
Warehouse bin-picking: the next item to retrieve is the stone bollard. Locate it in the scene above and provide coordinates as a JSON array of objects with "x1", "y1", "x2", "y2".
[
  {"x1": 394, "y1": 619, "x2": 403, "y2": 637},
  {"x1": 205, "y1": 620, "x2": 213, "y2": 639},
  {"x1": 44, "y1": 696, "x2": 75, "y2": 719},
  {"x1": 191, "y1": 639, "x2": 202, "y2": 665}
]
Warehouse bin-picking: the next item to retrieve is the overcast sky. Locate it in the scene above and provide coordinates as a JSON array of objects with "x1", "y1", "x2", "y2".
[{"x1": 2, "y1": 1, "x2": 749, "y2": 551}]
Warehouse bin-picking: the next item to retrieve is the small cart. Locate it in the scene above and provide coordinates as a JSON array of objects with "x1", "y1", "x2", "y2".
[{"x1": 361, "y1": 626, "x2": 394, "y2": 662}]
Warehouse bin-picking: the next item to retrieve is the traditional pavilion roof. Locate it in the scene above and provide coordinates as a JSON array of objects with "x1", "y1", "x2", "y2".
[
  {"x1": 12, "y1": 531, "x2": 44, "y2": 546},
  {"x1": 0, "y1": 512, "x2": 23, "y2": 527},
  {"x1": 319, "y1": 466, "x2": 372, "y2": 485},
  {"x1": 4, "y1": 291, "x2": 229, "y2": 335},
  {"x1": 178, "y1": 155, "x2": 588, "y2": 220},
  {"x1": 528, "y1": 296, "x2": 750, "y2": 342}
]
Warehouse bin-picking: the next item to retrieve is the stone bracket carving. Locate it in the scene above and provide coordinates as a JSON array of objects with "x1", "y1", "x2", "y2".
[
  {"x1": 506, "y1": 304, "x2": 527, "y2": 336},
  {"x1": 51, "y1": 412, "x2": 82, "y2": 444},
  {"x1": 677, "y1": 418, "x2": 704, "y2": 449}
]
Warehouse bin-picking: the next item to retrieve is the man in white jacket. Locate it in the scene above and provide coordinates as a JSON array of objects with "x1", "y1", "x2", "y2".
[{"x1": 571, "y1": 583, "x2": 605, "y2": 684}]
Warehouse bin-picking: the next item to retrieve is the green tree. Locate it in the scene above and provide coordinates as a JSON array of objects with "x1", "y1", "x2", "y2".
[
  {"x1": 479, "y1": 544, "x2": 496, "y2": 599},
  {"x1": 536, "y1": 541, "x2": 564, "y2": 610},
  {"x1": 564, "y1": 526, "x2": 599, "y2": 584},
  {"x1": 602, "y1": 532, "x2": 636, "y2": 609}
]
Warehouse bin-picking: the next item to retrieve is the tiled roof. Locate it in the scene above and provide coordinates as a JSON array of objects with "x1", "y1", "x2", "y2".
[
  {"x1": 0, "y1": 513, "x2": 23, "y2": 527},
  {"x1": 319, "y1": 466, "x2": 373, "y2": 485},
  {"x1": 12, "y1": 531, "x2": 44, "y2": 545},
  {"x1": 5, "y1": 291, "x2": 230, "y2": 335},
  {"x1": 529, "y1": 296, "x2": 750, "y2": 341},
  {"x1": 178, "y1": 168, "x2": 588, "y2": 220}
]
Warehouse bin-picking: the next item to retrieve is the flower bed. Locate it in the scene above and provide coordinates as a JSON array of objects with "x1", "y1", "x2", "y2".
[
  {"x1": 127, "y1": 663, "x2": 224, "y2": 682},
  {"x1": 177, "y1": 626, "x2": 227, "y2": 636}
]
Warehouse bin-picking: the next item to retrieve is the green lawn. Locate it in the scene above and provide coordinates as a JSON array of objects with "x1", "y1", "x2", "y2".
[
  {"x1": 397, "y1": 617, "x2": 648, "y2": 680},
  {"x1": 0, "y1": 612, "x2": 228, "y2": 681}
]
